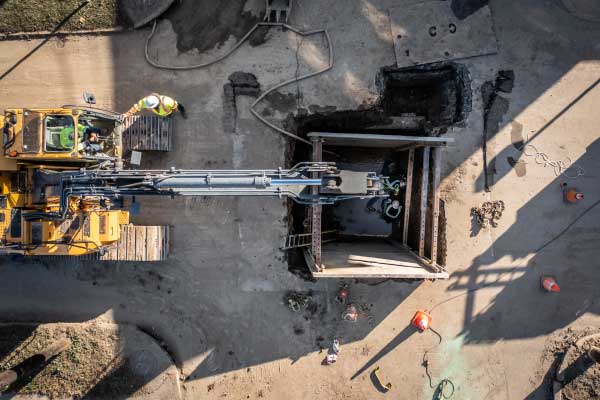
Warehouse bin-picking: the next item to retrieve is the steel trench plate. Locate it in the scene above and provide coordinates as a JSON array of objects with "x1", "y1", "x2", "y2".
[{"x1": 389, "y1": 1, "x2": 498, "y2": 67}]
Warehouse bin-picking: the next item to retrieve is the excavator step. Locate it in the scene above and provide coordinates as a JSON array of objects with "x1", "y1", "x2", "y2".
[{"x1": 122, "y1": 115, "x2": 172, "y2": 152}]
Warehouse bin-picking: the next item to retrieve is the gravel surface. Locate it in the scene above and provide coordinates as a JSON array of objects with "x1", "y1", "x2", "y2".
[
  {"x1": 0, "y1": 323, "x2": 144, "y2": 399},
  {"x1": 0, "y1": 0, "x2": 122, "y2": 34}
]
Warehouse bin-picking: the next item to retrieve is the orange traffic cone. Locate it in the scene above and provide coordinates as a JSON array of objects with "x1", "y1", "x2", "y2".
[
  {"x1": 411, "y1": 310, "x2": 432, "y2": 331},
  {"x1": 541, "y1": 276, "x2": 560, "y2": 292},
  {"x1": 561, "y1": 183, "x2": 584, "y2": 203}
]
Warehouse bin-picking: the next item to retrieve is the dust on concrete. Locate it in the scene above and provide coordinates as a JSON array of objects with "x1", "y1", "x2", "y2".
[
  {"x1": 264, "y1": 91, "x2": 298, "y2": 114},
  {"x1": 223, "y1": 71, "x2": 261, "y2": 134},
  {"x1": 165, "y1": 0, "x2": 267, "y2": 53},
  {"x1": 228, "y1": 71, "x2": 261, "y2": 96}
]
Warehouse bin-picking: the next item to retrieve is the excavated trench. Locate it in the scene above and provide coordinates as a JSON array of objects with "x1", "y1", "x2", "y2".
[{"x1": 285, "y1": 63, "x2": 471, "y2": 278}]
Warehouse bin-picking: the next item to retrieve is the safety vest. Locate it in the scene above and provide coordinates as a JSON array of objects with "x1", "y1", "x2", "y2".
[{"x1": 137, "y1": 94, "x2": 178, "y2": 117}]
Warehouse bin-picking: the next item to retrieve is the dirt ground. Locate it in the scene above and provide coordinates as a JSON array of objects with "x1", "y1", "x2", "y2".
[
  {"x1": 0, "y1": 0, "x2": 120, "y2": 33},
  {"x1": 541, "y1": 329, "x2": 600, "y2": 400},
  {"x1": 0, "y1": 323, "x2": 178, "y2": 399},
  {"x1": 0, "y1": 0, "x2": 599, "y2": 399},
  {"x1": 0, "y1": 324, "x2": 132, "y2": 398}
]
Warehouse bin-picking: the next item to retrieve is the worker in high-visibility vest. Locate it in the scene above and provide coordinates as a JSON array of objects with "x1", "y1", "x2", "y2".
[{"x1": 123, "y1": 94, "x2": 187, "y2": 118}]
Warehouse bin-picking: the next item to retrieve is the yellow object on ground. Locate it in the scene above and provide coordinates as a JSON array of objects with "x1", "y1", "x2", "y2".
[{"x1": 373, "y1": 366, "x2": 392, "y2": 392}]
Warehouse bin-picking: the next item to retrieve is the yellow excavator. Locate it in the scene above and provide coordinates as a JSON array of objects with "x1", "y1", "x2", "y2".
[{"x1": 0, "y1": 105, "x2": 387, "y2": 261}]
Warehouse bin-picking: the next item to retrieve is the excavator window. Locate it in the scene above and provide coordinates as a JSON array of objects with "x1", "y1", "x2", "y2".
[
  {"x1": 77, "y1": 112, "x2": 118, "y2": 157},
  {"x1": 44, "y1": 115, "x2": 75, "y2": 152}
]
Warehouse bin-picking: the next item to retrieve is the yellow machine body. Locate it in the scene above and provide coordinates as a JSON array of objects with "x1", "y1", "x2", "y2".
[{"x1": 0, "y1": 167, "x2": 130, "y2": 256}]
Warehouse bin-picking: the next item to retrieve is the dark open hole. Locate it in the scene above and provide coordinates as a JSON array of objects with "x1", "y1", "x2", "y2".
[
  {"x1": 284, "y1": 64, "x2": 468, "y2": 278},
  {"x1": 380, "y1": 64, "x2": 470, "y2": 127},
  {"x1": 287, "y1": 62, "x2": 471, "y2": 143}
]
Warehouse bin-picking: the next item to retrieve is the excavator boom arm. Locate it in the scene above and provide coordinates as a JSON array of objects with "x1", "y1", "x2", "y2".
[{"x1": 26, "y1": 162, "x2": 387, "y2": 221}]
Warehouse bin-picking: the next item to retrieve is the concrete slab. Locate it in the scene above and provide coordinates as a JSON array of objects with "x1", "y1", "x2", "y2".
[{"x1": 390, "y1": 1, "x2": 498, "y2": 67}]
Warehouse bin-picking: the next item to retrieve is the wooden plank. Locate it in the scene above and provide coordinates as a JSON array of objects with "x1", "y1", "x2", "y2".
[
  {"x1": 402, "y1": 148, "x2": 415, "y2": 245},
  {"x1": 126, "y1": 224, "x2": 136, "y2": 261},
  {"x1": 102, "y1": 244, "x2": 118, "y2": 261},
  {"x1": 307, "y1": 132, "x2": 454, "y2": 147},
  {"x1": 389, "y1": 239, "x2": 443, "y2": 273},
  {"x1": 302, "y1": 249, "x2": 320, "y2": 274},
  {"x1": 430, "y1": 147, "x2": 443, "y2": 266},
  {"x1": 419, "y1": 147, "x2": 430, "y2": 257},
  {"x1": 147, "y1": 226, "x2": 160, "y2": 261},
  {"x1": 346, "y1": 254, "x2": 424, "y2": 268},
  {"x1": 312, "y1": 265, "x2": 449, "y2": 279},
  {"x1": 162, "y1": 226, "x2": 169, "y2": 259},
  {"x1": 117, "y1": 225, "x2": 127, "y2": 260},
  {"x1": 144, "y1": 226, "x2": 155, "y2": 261},
  {"x1": 135, "y1": 226, "x2": 146, "y2": 261}
]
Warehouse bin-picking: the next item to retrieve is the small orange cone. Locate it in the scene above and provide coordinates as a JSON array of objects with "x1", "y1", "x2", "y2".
[
  {"x1": 541, "y1": 276, "x2": 560, "y2": 292},
  {"x1": 566, "y1": 189, "x2": 584, "y2": 203},
  {"x1": 561, "y1": 183, "x2": 584, "y2": 203},
  {"x1": 412, "y1": 310, "x2": 432, "y2": 331}
]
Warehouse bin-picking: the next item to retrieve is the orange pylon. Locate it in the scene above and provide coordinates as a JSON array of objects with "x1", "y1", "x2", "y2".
[
  {"x1": 561, "y1": 183, "x2": 584, "y2": 203},
  {"x1": 541, "y1": 276, "x2": 560, "y2": 292},
  {"x1": 412, "y1": 310, "x2": 432, "y2": 331}
]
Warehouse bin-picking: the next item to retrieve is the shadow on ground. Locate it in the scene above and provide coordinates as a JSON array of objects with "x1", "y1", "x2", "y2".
[{"x1": 452, "y1": 138, "x2": 600, "y2": 344}]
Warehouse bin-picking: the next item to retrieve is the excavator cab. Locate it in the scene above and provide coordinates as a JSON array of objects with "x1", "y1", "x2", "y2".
[{"x1": 2, "y1": 107, "x2": 122, "y2": 163}]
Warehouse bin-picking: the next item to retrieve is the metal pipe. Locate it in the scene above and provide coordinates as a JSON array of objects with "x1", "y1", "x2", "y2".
[
  {"x1": 271, "y1": 179, "x2": 321, "y2": 185},
  {"x1": 154, "y1": 176, "x2": 270, "y2": 189}
]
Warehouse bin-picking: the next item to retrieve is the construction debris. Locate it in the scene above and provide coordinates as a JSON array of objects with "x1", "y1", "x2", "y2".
[
  {"x1": 335, "y1": 285, "x2": 349, "y2": 304},
  {"x1": 325, "y1": 354, "x2": 337, "y2": 365},
  {"x1": 342, "y1": 304, "x2": 359, "y2": 322},
  {"x1": 471, "y1": 200, "x2": 505, "y2": 228},
  {"x1": 372, "y1": 366, "x2": 392, "y2": 392},
  {"x1": 332, "y1": 338, "x2": 341, "y2": 355},
  {"x1": 323, "y1": 338, "x2": 341, "y2": 366},
  {"x1": 284, "y1": 291, "x2": 313, "y2": 313}
]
